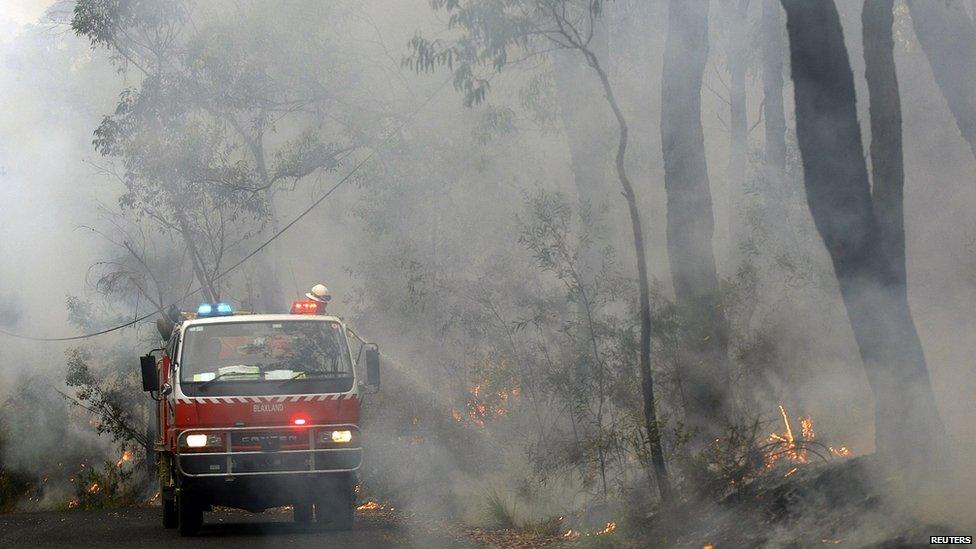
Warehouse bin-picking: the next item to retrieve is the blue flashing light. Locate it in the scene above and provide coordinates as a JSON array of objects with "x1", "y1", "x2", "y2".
[{"x1": 197, "y1": 303, "x2": 233, "y2": 317}]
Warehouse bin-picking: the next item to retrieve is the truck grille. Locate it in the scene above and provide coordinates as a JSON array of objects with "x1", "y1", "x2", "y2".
[
  {"x1": 177, "y1": 424, "x2": 361, "y2": 477},
  {"x1": 232, "y1": 452, "x2": 309, "y2": 473},
  {"x1": 231, "y1": 431, "x2": 307, "y2": 452}
]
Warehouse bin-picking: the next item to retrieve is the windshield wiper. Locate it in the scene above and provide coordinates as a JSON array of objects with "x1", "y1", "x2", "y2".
[
  {"x1": 196, "y1": 372, "x2": 235, "y2": 391},
  {"x1": 277, "y1": 371, "x2": 350, "y2": 388}
]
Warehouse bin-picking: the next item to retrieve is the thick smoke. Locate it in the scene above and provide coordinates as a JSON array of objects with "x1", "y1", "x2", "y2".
[{"x1": 0, "y1": 0, "x2": 973, "y2": 545}]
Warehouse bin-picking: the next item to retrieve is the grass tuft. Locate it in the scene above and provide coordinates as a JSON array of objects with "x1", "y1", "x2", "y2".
[{"x1": 483, "y1": 490, "x2": 519, "y2": 529}]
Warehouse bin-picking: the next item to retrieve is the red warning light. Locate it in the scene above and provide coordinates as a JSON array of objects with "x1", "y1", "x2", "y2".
[
  {"x1": 290, "y1": 299, "x2": 321, "y2": 315},
  {"x1": 293, "y1": 418, "x2": 307, "y2": 426}
]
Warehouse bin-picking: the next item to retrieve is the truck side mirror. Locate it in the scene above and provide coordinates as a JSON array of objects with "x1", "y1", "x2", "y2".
[
  {"x1": 365, "y1": 346, "x2": 380, "y2": 388},
  {"x1": 140, "y1": 354, "x2": 158, "y2": 392}
]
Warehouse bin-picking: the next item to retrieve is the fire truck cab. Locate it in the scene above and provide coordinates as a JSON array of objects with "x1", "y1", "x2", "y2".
[{"x1": 139, "y1": 300, "x2": 379, "y2": 536}]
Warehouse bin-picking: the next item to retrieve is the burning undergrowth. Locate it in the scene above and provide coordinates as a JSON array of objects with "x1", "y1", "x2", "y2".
[
  {"x1": 639, "y1": 443, "x2": 976, "y2": 549},
  {"x1": 0, "y1": 373, "x2": 131, "y2": 511},
  {"x1": 424, "y1": 398, "x2": 925, "y2": 547},
  {"x1": 691, "y1": 404, "x2": 854, "y2": 499},
  {"x1": 64, "y1": 450, "x2": 144, "y2": 510},
  {"x1": 0, "y1": 356, "x2": 154, "y2": 513},
  {"x1": 649, "y1": 456, "x2": 939, "y2": 548}
]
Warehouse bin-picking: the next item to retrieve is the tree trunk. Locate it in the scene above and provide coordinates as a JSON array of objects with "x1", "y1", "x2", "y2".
[
  {"x1": 906, "y1": 0, "x2": 976, "y2": 162},
  {"x1": 254, "y1": 200, "x2": 287, "y2": 312},
  {"x1": 781, "y1": 0, "x2": 946, "y2": 466},
  {"x1": 864, "y1": 0, "x2": 907, "y2": 291},
  {"x1": 762, "y1": 0, "x2": 787, "y2": 174},
  {"x1": 174, "y1": 208, "x2": 218, "y2": 303},
  {"x1": 661, "y1": 0, "x2": 731, "y2": 441},
  {"x1": 724, "y1": 0, "x2": 751, "y2": 247},
  {"x1": 252, "y1": 137, "x2": 286, "y2": 313},
  {"x1": 576, "y1": 43, "x2": 673, "y2": 503}
]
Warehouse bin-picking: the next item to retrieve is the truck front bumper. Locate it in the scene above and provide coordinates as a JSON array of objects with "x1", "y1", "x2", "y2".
[
  {"x1": 179, "y1": 471, "x2": 357, "y2": 512},
  {"x1": 175, "y1": 424, "x2": 362, "y2": 478}
]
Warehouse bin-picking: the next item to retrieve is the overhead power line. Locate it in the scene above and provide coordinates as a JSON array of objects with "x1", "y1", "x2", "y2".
[
  {"x1": 0, "y1": 311, "x2": 159, "y2": 342},
  {"x1": 0, "y1": 77, "x2": 451, "y2": 342}
]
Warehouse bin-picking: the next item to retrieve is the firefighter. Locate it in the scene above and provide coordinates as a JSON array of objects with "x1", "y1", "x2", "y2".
[{"x1": 306, "y1": 283, "x2": 332, "y2": 311}]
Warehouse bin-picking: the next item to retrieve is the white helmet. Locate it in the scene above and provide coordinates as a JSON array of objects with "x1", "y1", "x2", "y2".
[{"x1": 306, "y1": 284, "x2": 332, "y2": 303}]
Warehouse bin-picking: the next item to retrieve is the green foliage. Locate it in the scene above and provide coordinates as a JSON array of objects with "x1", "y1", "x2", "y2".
[
  {"x1": 64, "y1": 347, "x2": 148, "y2": 450},
  {"x1": 93, "y1": 76, "x2": 269, "y2": 219},
  {"x1": 512, "y1": 189, "x2": 837, "y2": 501},
  {"x1": 513, "y1": 190, "x2": 652, "y2": 497},
  {"x1": 474, "y1": 105, "x2": 518, "y2": 144},
  {"x1": 0, "y1": 374, "x2": 120, "y2": 512},
  {"x1": 65, "y1": 295, "x2": 135, "y2": 334},
  {"x1": 679, "y1": 420, "x2": 767, "y2": 499},
  {"x1": 483, "y1": 489, "x2": 519, "y2": 529},
  {"x1": 73, "y1": 0, "x2": 371, "y2": 306},
  {"x1": 517, "y1": 72, "x2": 560, "y2": 130},
  {"x1": 407, "y1": 0, "x2": 605, "y2": 106},
  {"x1": 72, "y1": 0, "x2": 187, "y2": 57},
  {"x1": 63, "y1": 460, "x2": 143, "y2": 510}
]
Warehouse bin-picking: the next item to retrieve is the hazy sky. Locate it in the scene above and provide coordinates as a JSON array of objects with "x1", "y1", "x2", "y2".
[
  {"x1": 2, "y1": 0, "x2": 49, "y2": 25},
  {"x1": 0, "y1": 0, "x2": 120, "y2": 347}
]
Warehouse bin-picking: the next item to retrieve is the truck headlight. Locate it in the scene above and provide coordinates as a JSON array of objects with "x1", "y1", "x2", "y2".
[
  {"x1": 183, "y1": 433, "x2": 222, "y2": 448},
  {"x1": 319, "y1": 430, "x2": 353, "y2": 444},
  {"x1": 185, "y1": 434, "x2": 207, "y2": 447}
]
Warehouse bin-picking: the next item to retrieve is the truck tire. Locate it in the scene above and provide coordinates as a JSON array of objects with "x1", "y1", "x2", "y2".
[
  {"x1": 162, "y1": 498, "x2": 177, "y2": 529},
  {"x1": 293, "y1": 502, "x2": 313, "y2": 523},
  {"x1": 177, "y1": 491, "x2": 203, "y2": 536}
]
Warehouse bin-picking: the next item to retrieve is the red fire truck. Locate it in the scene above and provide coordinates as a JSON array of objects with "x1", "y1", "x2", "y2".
[{"x1": 139, "y1": 299, "x2": 380, "y2": 536}]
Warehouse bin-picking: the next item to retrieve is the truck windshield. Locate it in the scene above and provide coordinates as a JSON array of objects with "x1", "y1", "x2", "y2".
[{"x1": 179, "y1": 320, "x2": 352, "y2": 392}]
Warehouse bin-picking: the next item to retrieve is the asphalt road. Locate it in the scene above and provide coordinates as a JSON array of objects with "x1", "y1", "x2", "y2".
[{"x1": 0, "y1": 507, "x2": 477, "y2": 548}]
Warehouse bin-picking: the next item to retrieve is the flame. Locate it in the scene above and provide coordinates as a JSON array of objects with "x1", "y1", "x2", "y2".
[
  {"x1": 766, "y1": 404, "x2": 807, "y2": 468},
  {"x1": 116, "y1": 450, "x2": 133, "y2": 468},
  {"x1": 67, "y1": 499, "x2": 79, "y2": 509},
  {"x1": 87, "y1": 482, "x2": 100, "y2": 494},
  {"x1": 452, "y1": 383, "x2": 521, "y2": 427},
  {"x1": 703, "y1": 544, "x2": 715, "y2": 549},
  {"x1": 356, "y1": 500, "x2": 383, "y2": 511},
  {"x1": 800, "y1": 417, "x2": 814, "y2": 440},
  {"x1": 765, "y1": 404, "x2": 850, "y2": 471},
  {"x1": 562, "y1": 522, "x2": 617, "y2": 539}
]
